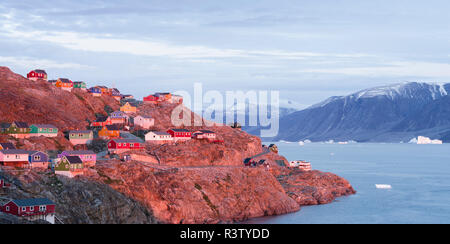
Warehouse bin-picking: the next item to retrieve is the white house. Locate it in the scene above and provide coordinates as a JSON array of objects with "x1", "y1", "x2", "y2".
[
  {"x1": 289, "y1": 160, "x2": 312, "y2": 171},
  {"x1": 134, "y1": 115, "x2": 155, "y2": 129},
  {"x1": 192, "y1": 130, "x2": 216, "y2": 140},
  {"x1": 145, "y1": 131, "x2": 173, "y2": 144}
]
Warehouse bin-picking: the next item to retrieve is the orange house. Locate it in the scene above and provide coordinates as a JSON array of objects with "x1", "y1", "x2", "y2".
[
  {"x1": 98, "y1": 125, "x2": 120, "y2": 139},
  {"x1": 120, "y1": 102, "x2": 137, "y2": 114},
  {"x1": 55, "y1": 78, "x2": 73, "y2": 91}
]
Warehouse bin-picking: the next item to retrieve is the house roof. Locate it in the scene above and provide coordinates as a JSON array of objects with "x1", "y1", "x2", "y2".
[
  {"x1": 111, "y1": 139, "x2": 141, "y2": 143},
  {"x1": 197, "y1": 130, "x2": 215, "y2": 134},
  {"x1": 168, "y1": 129, "x2": 190, "y2": 132},
  {"x1": 0, "y1": 143, "x2": 16, "y2": 149},
  {"x1": 26, "y1": 150, "x2": 47, "y2": 156},
  {"x1": 105, "y1": 125, "x2": 120, "y2": 131},
  {"x1": 136, "y1": 115, "x2": 152, "y2": 119},
  {"x1": 31, "y1": 124, "x2": 57, "y2": 129},
  {"x1": 48, "y1": 80, "x2": 57, "y2": 83},
  {"x1": 62, "y1": 150, "x2": 96, "y2": 155},
  {"x1": 58, "y1": 78, "x2": 72, "y2": 83},
  {"x1": 13, "y1": 121, "x2": 29, "y2": 128},
  {"x1": 0, "y1": 123, "x2": 11, "y2": 129},
  {"x1": 94, "y1": 116, "x2": 109, "y2": 122},
  {"x1": 12, "y1": 198, "x2": 55, "y2": 207},
  {"x1": 73, "y1": 81, "x2": 86, "y2": 84},
  {"x1": 64, "y1": 156, "x2": 83, "y2": 164},
  {"x1": 69, "y1": 130, "x2": 92, "y2": 134},
  {"x1": 33, "y1": 69, "x2": 47, "y2": 75},
  {"x1": 0, "y1": 149, "x2": 31, "y2": 155},
  {"x1": 147, "y1": 131, "x2": 171, "y2": 136}
]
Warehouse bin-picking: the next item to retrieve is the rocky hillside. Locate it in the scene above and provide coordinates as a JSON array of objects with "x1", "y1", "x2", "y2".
[
  {"x1": 0, "y1": 66, "x2": 119, "y2": 131},
  {"x1": 0, "y1": 170, "x2": 158, "y2": 224}
]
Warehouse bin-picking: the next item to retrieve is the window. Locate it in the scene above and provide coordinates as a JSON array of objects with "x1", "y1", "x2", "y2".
[
  {"x1": 15, "y1": 155, "x2": 20, "y2": 159},
  {"x1": 40, "y1": 205, "x2": 46, "y2": 211},
  {"x1": 34, "y1": 155, "x2": 41, "y2": 161},
  {"x1": 22, "y1": 207, "x2": 26, "y2": 212},
  {"x1": 6, "y1": 206, "x2": 9, "y2": 211},
  {"x1": 30, "y1": 206, "x2": 34, "y2": 211}
]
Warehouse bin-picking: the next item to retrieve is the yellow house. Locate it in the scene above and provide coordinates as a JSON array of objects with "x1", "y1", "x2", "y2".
[{"x1": 120, "y1": 102, "x2": 137, "y2": 114}]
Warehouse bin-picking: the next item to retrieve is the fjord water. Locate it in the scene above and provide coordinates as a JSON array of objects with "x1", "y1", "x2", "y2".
[{"x1": 248, "y1": 142, "x2": 450, "y2": 224}]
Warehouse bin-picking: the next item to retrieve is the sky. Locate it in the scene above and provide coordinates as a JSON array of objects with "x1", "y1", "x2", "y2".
[{"x1": 1, "y1": 0, "x2": 450, "y2": 109}]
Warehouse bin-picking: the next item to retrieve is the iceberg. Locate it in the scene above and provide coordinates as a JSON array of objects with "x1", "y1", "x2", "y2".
[
  {"x1": 376, "y1": 184, "x2": 392, "y2": 189},
  {"x1": 416, "y1": 136, "x2": 443, "y2": 145}
]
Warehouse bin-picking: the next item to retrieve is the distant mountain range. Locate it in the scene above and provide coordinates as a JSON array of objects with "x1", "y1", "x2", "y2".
[{"x1": 245, "y1": 82, "x2": 450, "y2": 142}]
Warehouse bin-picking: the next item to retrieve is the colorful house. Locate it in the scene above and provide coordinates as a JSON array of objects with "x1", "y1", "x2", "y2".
[
  {"x1": 88, "y1": 87, "x2": 102, "y2": 97},
  {"x1": 90, "y1": 116, "x2": 112, "y2": 127},
  {"x1": 145, "y1": 131, "x2": 173, "y2": 144},
  {"x1": 107, "y1": 139, "x2": 143, "y2": 154},
  {"x1": 58, "y1": 150, "x2": 96, "y2": 168},
  {"x1": 120, "y1": 102, "x2": 137, "y2": 114},
  {"x1": 121, "y1": 95, "x2": 134, "y2": 100},
  {"x1": 192, "y1": 130, "x2": 216, "y2": 141},
  {"x1": 4, "y1": 122, "x2": 30, "y2": 138},
  {"x1": 0, "y1": 143, "x2": 16, "y2": 150},
  {"x1": 27, "y1": 69, "x2": 48, "y2": 81},
  {"x1": 73, "y1": 81, "x2": 87, "y2": 90},
  {"x1": 69, "y1": 130, "x2": 93, "y2": 145},
  {"x1": 96, "y1": 86, "x2": 110, "y2": 95},
  {"x1": 29, "y1": 124, "x2": 58, "y2": 138},
  {"x1": 171, "y1": 95, "x2": 183, "y2": 104},
  {"x1": 167, "y1": 129, "x2": 192, "y2": 142},
  {"x1": 55, "y1": 78, "x2": 73, "y2": 91},
  {"x1": 134, "y1": 115, "x2": 154, "y2": 129},
  {"x1": 1, "y1": 198, "x2": 56, "y2": 224},
  {"x1": 48, "y1": 80, "x2": 57, "y2": 86},
  {"x1": 0, "y1": 177, "x2": 11, "y2": 188},
  {"x1": 289, "y1": 160, "x2": 312, "y2": 171},
  {"x1": 54, "y1": 155, "x2": 84, "y2": 178},
  {"x1": 110, "y1": 88, "x2": 122, "y2": 101},
  {"x1": 0, "y1": 149, "x2": 30, "y2": 168},
  {"x1": 155, "y1": 92, "x2": 172, "y2": 102},
  {"x1": 27, "y1": 151, "x2": 50, "y2": 169},
  {"x1": 143, "y1": 94, "x2": 159, "y2": 103},
  {"x1": 109, "y1": 111, "x2": 129, "y2": 125},
  {"x1": 98, "y1": 125, "x2": 121, "y2": 139}
]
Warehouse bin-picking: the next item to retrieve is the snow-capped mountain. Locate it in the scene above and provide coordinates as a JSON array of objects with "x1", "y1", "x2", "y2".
[{"x1": 246, "y1": 82, "x2": 450, "y2": 142}]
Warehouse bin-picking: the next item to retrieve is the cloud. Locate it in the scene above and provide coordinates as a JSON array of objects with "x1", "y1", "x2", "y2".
[
  {"x1": 300, "y1": 61, "x2": 450, "y2": 78},
  {"x1": 0, "y1": 56, "x2": 91, "y2": 69}
]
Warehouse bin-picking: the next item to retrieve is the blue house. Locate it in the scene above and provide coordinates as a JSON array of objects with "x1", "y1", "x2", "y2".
[
  {"x1": 88, "y1": 87, "x2": 102, "y2": 97},
  {"x1": 27, "y1": 151, "x2": 50, "y2": 169}
]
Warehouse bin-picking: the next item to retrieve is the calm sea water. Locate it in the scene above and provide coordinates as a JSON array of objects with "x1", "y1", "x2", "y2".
[{"x1": 247, "y1": 142, "x2": 450, "y2": 224}]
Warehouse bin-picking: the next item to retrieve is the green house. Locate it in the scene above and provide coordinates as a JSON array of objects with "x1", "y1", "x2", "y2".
[
  {"x1": 73, "y1": 81, "x2": 87, "y2": 89},
  {"x1": 4, "y1": 121, "x2": 30, "y2": 134},
  {"x1": 55, "y1": 156, "x2": 84, "y2": 171},
  {"x1": 30, "y1": 124, "x2": 58, "y2": 137}
]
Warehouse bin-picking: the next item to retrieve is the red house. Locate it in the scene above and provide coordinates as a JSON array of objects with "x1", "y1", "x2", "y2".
[
  {"x1": 0, "y1": 178, "x2": 11, "y2": 188},
  {"x1": 167, "y1": 129, "x2": 192, "y2": 142},
  {"x1": 90, "y1": 116, "x2": 112, "y2": 127},
  {"x1": 143, "y1": 95, "x2": 159, "y2": 103},
  {"x1": 27, "y1": 69, "x2": 48, "y2": 81},
  {"x1": 1, "y1": 198, "x2": 56, "y2": 224},
  {"x1": 108, "y1": 139, "x2": 144, "y2": 154}
]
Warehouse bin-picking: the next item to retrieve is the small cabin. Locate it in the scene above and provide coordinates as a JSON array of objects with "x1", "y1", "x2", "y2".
[
  {"x1": 55, "y1": 78, "x2": 73, "y2": 91},
  {"x1": 108, "y1": 139, "x2": 143, "y2": 154},
  {"x1": 0, "y1": 149, "x2": 30, "y2": 168},
  {"x1": 27, "y1": 70, "x2": 48, "y2": 81},
  {"x1": 134, "y1": 115, "x2": 154, "y2": 129},
  {"x1": 29, "y1": 124, "x2": 58, "y2": 138},
  {"x1": 167, "y1": 129, "x2": 192, "y2": 141},
  {"x1": 27, "y1": 151, "x2": 50, "y2": 169},
  {"x1": 88, "y1": 87, "x2": 102, "y2": 97},
  {"x1": 120, "y1": 102, "x2": 137, "y2": 114},
  {"x1": 1, "y1": 198, "x2": 56, "y2": 224},
  {"x1": 4, "y1": 122, "x2": 30, "y2": 138},
  {"x1": 73, "y1": 81, "x2": 87, "y2": 90},
  {"x1": 192, "y1": 130, "x2": 216, "y2": 141},
  {"x1": 69, "y1": 130, "x2": 93, "y2": 145},
  {"x1": 98, "y1": 125, "x2": 121, "y2": 139},
  {"x1": 143, "y1": 95, "x2": 159, "y2": 103},
  {"x1": 145, "y1": 131, "x2": 173, "y2": 144},
  {"x1": 58, "y1": 150, "x2": 96, "y2": 168},
  {"x1": 90, "y1": 116, "x2": 112, "y2": 127},
  {"x1": 54, "y1": 155, "x2": 84, "y2": 178},
  {"x1": 109, "y1": 111, "x2": 129, "y2": 124}
]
